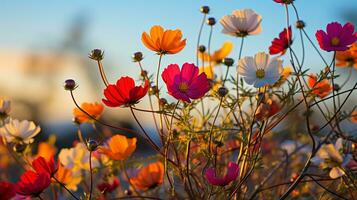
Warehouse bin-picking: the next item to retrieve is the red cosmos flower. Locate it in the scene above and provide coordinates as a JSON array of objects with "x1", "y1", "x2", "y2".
[
  {"x1": 273, "y1": 0, "x2": 294, "y2": 4},
  {"x1": 316, "y1": 22, "x2": 357, "y2": 52},
  {"x1": 102, "y1": 76, "x2": 149, "y2": 107},
  {"x1": 205, "y1": 161, "x2": 239, "y2": 186},
  {"x1": 0, "y1": 181, "x2": 16, "y2": 200},
  {"x1": 32, "y1": 156, "x2": 58, "y2": 177},
  {"x1": 307, "y1": 74, "x2": 332, "y2": 98},
  {"x1": 269, "y1": 26, "x2": 292, "y2": 55},
  {"x1": 15, "y1": 171, "x2": 51, "y2": 197},
  {"x1": 97, "y1": 177, "x2": 120, "y2": 194},
  {"x1": 161, "y1": 63, "x2": 210, "y2": 102}
]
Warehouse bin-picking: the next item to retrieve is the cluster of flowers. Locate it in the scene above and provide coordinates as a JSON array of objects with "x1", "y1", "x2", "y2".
[{"x1": 1, "y1": 0, "x2": 357, "y2": 199}]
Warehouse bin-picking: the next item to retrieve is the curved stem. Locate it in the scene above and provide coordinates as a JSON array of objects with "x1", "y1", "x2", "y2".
[
  {"x1": 97, "y1": 60, "x2": 109, "y2": 87},
  {"x1": 196, "y1": 14, "x2": 207, "y2": 67}
]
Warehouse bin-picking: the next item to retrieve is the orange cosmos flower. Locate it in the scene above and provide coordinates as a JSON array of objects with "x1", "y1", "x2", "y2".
[
  {"x1": 336, "y1": 42, "x2": 357, "y2": 68},
  {"x1": 36, "y1": 136, "x2": 57, "y2": 162},
  {"x1": 141, "y1": 25, "x2": 186, "y2": 55},
  {"x1": 99, "y1": 135, "x2": 136, "y2": 161},
  {"x1": 130, "y1": 161, "x2": 164, "y2": 190},
  {"x1": 307, "y1": 74, "x2": 332, "y2": 98},
  {"x1": 73, "y1": 102, "x2": 104, "y2": 124}
]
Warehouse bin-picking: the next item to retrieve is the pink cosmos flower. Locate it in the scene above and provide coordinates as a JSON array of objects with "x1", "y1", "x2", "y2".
[
  {"x1": 316, "y1": 22, "x2": 357, "y2": 52},
  {"x1": 205, "y1": 161, "x2": 239, "y2": 186},
  {"x1": 161, "y1": 63, "x2": 210, "y2": 103}
]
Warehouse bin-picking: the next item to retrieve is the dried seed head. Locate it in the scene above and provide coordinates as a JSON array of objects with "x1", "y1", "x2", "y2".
[{"x1": 89, "y1": 49, "x2": 104, "y2": 61}]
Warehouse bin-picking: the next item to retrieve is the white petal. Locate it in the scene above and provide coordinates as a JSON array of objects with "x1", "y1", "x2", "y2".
[
  {"x1": 329, "y1": 167, "x2": 345, "y2": 179},
  {"x1": 254, "y1": 52, "x2": 269, "y2": 69}
]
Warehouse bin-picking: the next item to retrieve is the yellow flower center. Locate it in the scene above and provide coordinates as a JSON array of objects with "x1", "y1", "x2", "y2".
[
  {"x1": 331, "y1": 37, "x2": 340, "y2": 46},
  {"x1": 256, "y1": 69, "x2": 265, "y2": 79},
  {"x1": 178, "y1": 82, "x2": 189, "y2": 92}
]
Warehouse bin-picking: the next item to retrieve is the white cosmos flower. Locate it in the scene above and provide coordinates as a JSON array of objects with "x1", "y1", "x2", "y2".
[
  {"x1": 238, "y1": 52, "x2": 283, "y2": 88},
  {"x1": 220, "y1": 9, "x2": 262, "y2": 37},
  {"x1": 0, "y1": 98, "x2": 11, "y2": 115},
  {"x1": 311, "y1": 138, "x2": 351, "y2": 179},
  {"x1": 59, "y1": 143, "x2": 99, "y2": 172},
  {"x1": 0, "y1": 118, "x2": 41, "y2": 144}
]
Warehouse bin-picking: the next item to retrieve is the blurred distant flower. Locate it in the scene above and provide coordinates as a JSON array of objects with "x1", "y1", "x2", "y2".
[
  {"x1": 199, "y1": 66, "x2": 215, "y2": 80},
  {"x1": 312, "y1": 138, "x2": 351, "y2": 178},
  {"x1": 272, "y1": 66, "x2": 293, "y2": 87},
  {"x1": 336, "y1": 42, "x2": 357, "y2": 68},
  {"x1": 99, "y1": 135, "x2": 136, "y2": 161},
  {"x1": 97, "y1": 176, "x2": 120, "y2": 194},
  {"x1": 0, "y1": 119, "x2": 41, "y2": 144},
  {"x1": 73, "y1": 102, "x2": 104, "y2": 124},
  {"x1": 269, "y1": 26, "x2": 292, "y2": 55},
  {"x1": 58, "y1": 143, "x2": 99, "y2": 172},
  {"x1": 0, "y1": 143, "x2": 11, "y2": 168},
  {"x1": 220, "y1": 9, "x2": 262, "y2": 37},
  {"x1": 316, "y1": 22, "x2": 357, "y2": 52},
  {"x1": 102, "y1": 77, "x2": 149, "y2": 107},
  {"x1": 256, "y1": 98, "x2": 280, "y2": 121},
  {"x1": 32, "y1": 156, "x2": 58, "y2": 177},
  {"x1": 36, "y1": 138, "x2": 57, "y2": 162},
  {"x1": 273, "y1": 0, "x2": 294, "y2": 4},
  {"x1": 199, "y1": 42, "x2": 233, "y2": 65},
  {"x1": 205, "y1": 161, "x2": 239, "y2": 186},
  {"x1": 141, "y1": 25, "x2": 186, "y2": 55},
  {"x1": 15, "y1": 171, "x2": 50, "y2": 197},
  {"x1": 307, "y1": 74, "x2": 332, "y2": 98},
  {"x1": 54, "y1": 163, "x2": 81, "y2": 191},
  {"x1": 0, "y1": 98, "x2": 11, "y2": 117},
  {"x1": 238, "y1": 52, "x2": 283, "y2": 88},
  {"x1": 0, "y1": 181, "x2": 16, "y2": 200},
  {"x1": 351, "y1": 111, "x2": 357, "y2": 123},
  {"x1": 162, "y1": 63, "x2": 210, "y2": 102},
  {"x1": 130, "y1": 161, "x2": 164, "y2": 190}
]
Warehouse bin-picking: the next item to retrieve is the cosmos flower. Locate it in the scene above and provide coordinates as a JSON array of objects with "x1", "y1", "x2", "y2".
[
  {"x1": 97, "y1": 176, "x2": 120, "y2": 194},
  {"x1": 0, "y1": 119, "x2": 41, "y2": 144},
  {"x1": 255, "y1": 98, "x2": 280, "y2": 121},
  {"x1": 73, "y1": 102, "x2": 104, "y2": 124},
  {"x1": 269, "y1": 26, "x2": 292, "y2": 55},
  {"x1": 0, "y1": 98, "x2": 11, "y2": 116},
  {"x1": 205, "y1": 161, "x2": 239, "y2": 186},
  {"x1": 0, "y1": 181, "x2": 16, "y2": 200},
  {"x1": 36, "y1": 140, "x2": 57, "y2": 162},
  {"x1": 161, "y1": 63, "x2": 210, "y2": 102},
  {"x1": 130, "y1": 161, "x2": 164, "y2": 191},
  {"x1": 54, "y1": 163, "x2": 82, "y2": 191},
  {"x1": 102, "y1": 77, "x2": 149, "y2": 107},
  {"x1": 315, "y1": 22, "x2": 357, "y2": 52},
  {"x1": 58, "y1": 143, "x2": 99, "y2": 172},
  {"x1": 220, "y1": 9, "x2": 262, "y2": 37},
  {"x1": 273, "y1": 0, "x2": 294, "y2": 4},
  {"x1": 99, "y1": 135, "x2": 137, "y2": 161},
  {"x1": 238, "y1": 52, "x2": 283, "y2": 88},
  {"x1": 312, "y1": 138, "x2": 351, "y2": 179},
  {"x1": 32, "y1": 156, "x2": 58, "y2": 177},
  {"x1": 336, "y1": 42, "x2": 357, "y2": 68},
  {"x1": 307, "y1": 74, "x2": 332, "y2": 98},
  {"x1": 15, "y1": 171, "x2": 51, "y2": 197},
  {"x1": 141, "y1": 25, "x2": 186, "y2": 55}
]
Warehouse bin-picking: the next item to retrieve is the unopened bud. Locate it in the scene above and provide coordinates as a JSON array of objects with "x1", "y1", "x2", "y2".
[
  {"x1": 218, "y1": 87, "x2": 228, "y2": 97},
  {"x1": 89, "y1": 49, "x2": 104, "y2": 61},
  {"x1": 207, "y1": 17, "x2": 216, "y2": 26},
  {"x1": 87, "y1": 139, "x2": 99, "y2": 151},
  {"x1": 200, "y1": 6, "x2": 210, "y2": 14},
  {"x1": 14, "y1": 143, "x2": 27, "y2": 153},
  {"x1": 64, "y1": 79, "x2": 77, "y2": 91},
  {"x1": 132, "y1": 52, "x2": 143, "y2": 62},
  {"x1": 296, "y1": 20, "x2": 305, "y2": 29},
  {"x1": 223, "y1": 58, "x2": 234, "y2": 67},
  {"x1": 198, "y1": 45, "x2": 206, "y2": 53}
]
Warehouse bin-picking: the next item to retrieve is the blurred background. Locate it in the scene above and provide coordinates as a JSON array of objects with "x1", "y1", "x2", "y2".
[{"x1": 1, "y1": 0, "x2": 357, "y2": 147}]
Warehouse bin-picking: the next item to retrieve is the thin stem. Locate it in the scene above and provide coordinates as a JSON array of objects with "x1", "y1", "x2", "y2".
[
  {"x1": 97, "y1": 60, "x2": 109, "y2": 87},
  {"x1": 52, "y1": 176, "x2": 80, "y2": 200},
  {"x1": 196, "y1": 13, "x2": 207, "y2": 67},
  {"x1": 89, "y1": 151, "x2": 93, "y2": 200}
]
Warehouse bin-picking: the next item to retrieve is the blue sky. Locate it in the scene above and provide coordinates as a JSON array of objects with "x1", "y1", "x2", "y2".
[{"x1": 1, "y1": 0, "x2": 356, "y2": 80}]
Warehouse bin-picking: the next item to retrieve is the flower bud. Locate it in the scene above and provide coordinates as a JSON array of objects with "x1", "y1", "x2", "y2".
[
  {"x1": 198, "y1": 45, "x2": 206, "y2": 53},
  {"x1": 140, "y1": 70, "x2": 148, "y2": 78},
  {"x1": 207, "y1": 17, "x2": 216, "y2": 26},
  {"x1": 132, "y1": 52, "x2": 143, "y2": 62},
  {"x1": 89, "y1": 49, "x2": 104, "y2": 61},
  {"x1": 223, "y1": 58, "x2": 234, "y2": 67},
  {"x1": 64, "y1": 79, "x2": 77, "y2": 91},
  {"x1": 200, "y1": 6, "x2": 210, "y2": 14},
  {"x1": 159, "y1": 98, "x2": 167, "y2": 107},
  {"x1": 13, "y1": 143, "x2": 27, "y2": 153},
  {"x1": 87, "y1": 139, "x2": 99, "y2": 151},
  {"x1": 149, "y1": 86, "x2": 159, "y2": 95},
  {"x1": 218, "y1": 87, "x2": 228, "y2": 97},
  {"x1": 124, "y1": 189, "x2": 132, "y2": 196},
  {"x1": 295, "y1": 20, "x2": 305, "y2": 29},
  {"x1": 333, "y1": 84, "x2": 340, "y2": 91}
]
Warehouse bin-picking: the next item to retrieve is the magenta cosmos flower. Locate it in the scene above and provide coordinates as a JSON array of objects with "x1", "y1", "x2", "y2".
[
  {"x1": 316, "y1": 22, "x2": 357, "y2": 52},
  {"x1": 161, "y1": 63, "x2": 210, "y2": 103},
  {"x1": 205, "y1": 161, "x2": 239, "y2": 186}
]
